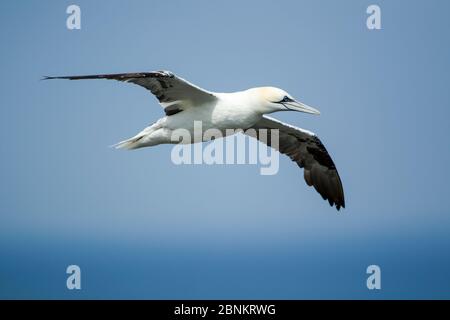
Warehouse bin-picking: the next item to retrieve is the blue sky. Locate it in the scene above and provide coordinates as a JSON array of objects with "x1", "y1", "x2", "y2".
[{"x1": 0, "y1": 0, "x2": 449, "y2": 299}]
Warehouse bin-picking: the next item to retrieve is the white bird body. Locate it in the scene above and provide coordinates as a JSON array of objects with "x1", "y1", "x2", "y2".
[
  {"x1": 45, "y1": 70, "x2": 345, "y2": 210},
  {"x1": 129, "y1": 90, "x2": 265, "y2": 147}
]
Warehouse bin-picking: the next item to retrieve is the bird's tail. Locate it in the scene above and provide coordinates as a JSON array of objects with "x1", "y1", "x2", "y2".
[
  {"x1": 112, "y1": 135, "x2": 145, "y2": 150},
  {"x1": 112, "y1": 123, "x2": 162, "y2": 150}
]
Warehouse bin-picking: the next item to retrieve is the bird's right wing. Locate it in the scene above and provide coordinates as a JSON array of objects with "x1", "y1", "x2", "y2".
[
  {"x1": 44, "y1": 70, "x2": 217, "y2": 115},
  {"x1": 247, "y1": 116, "x2": 345, "y2": 210}
]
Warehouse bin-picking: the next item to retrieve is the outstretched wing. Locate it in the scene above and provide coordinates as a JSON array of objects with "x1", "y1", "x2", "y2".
[
  {"x1": 248, "y1": 116, "x2": 345, "y2": 210},
  {"x1": 44, "y1": 70, "x2": 217, "y2": 115}
]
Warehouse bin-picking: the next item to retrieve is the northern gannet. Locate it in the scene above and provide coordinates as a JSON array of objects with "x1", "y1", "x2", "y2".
[{"x1": 45, "y1": 71, "x2": 345, "y2": 210}]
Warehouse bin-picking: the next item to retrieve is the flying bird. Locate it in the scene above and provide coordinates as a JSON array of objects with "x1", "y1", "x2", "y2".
[{"x1": 45, "y1": 71, "x2": 345, "y2": 210}]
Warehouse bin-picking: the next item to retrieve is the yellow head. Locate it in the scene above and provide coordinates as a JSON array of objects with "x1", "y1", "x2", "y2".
[{"x1": 250, "y1": 87, "x2": 320, "y2": 115}]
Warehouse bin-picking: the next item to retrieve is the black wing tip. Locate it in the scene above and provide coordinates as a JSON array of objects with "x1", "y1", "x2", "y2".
[
  {"x1": 41, "y1": 75, "x2": 73, "y2": 81},
  {"x1": 41, "y1": 71, "x2": 175, "y2": 82},
  {"x1": 311, "y1": 183, "x2": 345, "y2": 211},
  {"x1": 325, "y1": 194, "x2": 345, "y2": 211},
  {"x1": 333, "y1": 199, "x2": 345, "y2": 211}
]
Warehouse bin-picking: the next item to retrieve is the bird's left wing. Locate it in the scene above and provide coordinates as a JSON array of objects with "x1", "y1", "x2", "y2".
[
  {"x1": 44, "y1": 70, "x2": 217, "y2": 115},
  {"x1": 247, "y1": 116, "x2": 345, "y2": 210}
]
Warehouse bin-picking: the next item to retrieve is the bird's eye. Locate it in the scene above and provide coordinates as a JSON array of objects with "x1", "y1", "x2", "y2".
[{"x1": 280, "y1": 96, "x2": 292, "y2": 103}]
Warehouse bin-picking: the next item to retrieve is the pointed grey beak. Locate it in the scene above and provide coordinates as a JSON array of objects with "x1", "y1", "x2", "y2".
[{"x1": 285, "y1": 101, "x2": 320, "y2": 115}]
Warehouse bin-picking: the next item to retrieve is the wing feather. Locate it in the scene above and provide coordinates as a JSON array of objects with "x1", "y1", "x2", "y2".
[
  {"x1": 44, "y1": 70, "x2": 217, "y2": 114},
  {"x1": 248, "y1": 116, "x2": 345, "y2": 210}
]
